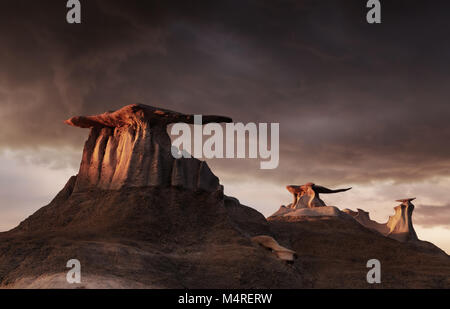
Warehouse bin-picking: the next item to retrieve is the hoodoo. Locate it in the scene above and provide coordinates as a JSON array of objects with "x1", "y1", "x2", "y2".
[
  {"x1": 268, "y1": 182, "x2": 352, "y2": 218},
  {"x1": 387, "y1": 198, "x2": 418, "y2": 242},
  {"x1": 286, "y1": 182, "x2": 352, "y2": 208},
  {"x1": 65, "y1": 104, "x2": 232, "y2": 192}
]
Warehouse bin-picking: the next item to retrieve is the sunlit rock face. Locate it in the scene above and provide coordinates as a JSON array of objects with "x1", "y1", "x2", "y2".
[
  {"x1": 386, "y1": 199, "x2": 418, "y2": 242},
  {"x1": 65, "y1": 104, "x2": 232, "y2": 192},
  {"x1": 343, "y1": 198, "x2": 419, "y2": 242},
  {"x1": 286, "y1": 182, "x2": 352, "y2": 209},
  {"x1": 268, "y1": 182, "x2": 352, "y2": 219}
]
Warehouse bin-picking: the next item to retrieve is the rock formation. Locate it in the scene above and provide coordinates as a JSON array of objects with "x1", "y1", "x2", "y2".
[
  {"x1": 65, "y1": 104, "x2": 232, "y2": 192},
  {"x1": 272, "y1": 183, "x2": 419, "y2": 244},
  {"x1": 0, "y1": 104, "x2": 305, "y2": 289},
  {"x1": 269, "y1": 182, "x2": 352, "y2": 218},
  {"x1": 0, "y1": 105, "x2": 448, "y2": 289},
  {"x1": 252, "y1": 235, "x2": 297, "y2": 262},
  {"x1": 286, "y1": 182, "x2": 352, "y2": 209},
  {"x1": 343, "y1": 198, "x2": 418, "y2": 242}
]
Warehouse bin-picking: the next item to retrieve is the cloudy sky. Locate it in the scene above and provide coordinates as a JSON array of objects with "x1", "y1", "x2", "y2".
[{"x1": 1, "y1": 0, "x2": 449, "y2": 253}]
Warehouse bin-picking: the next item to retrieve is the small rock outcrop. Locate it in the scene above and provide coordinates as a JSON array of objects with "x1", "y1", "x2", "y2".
[
  {"x1": 252, "y1": 235, "x2": 297, "y2": 262},
  {"x1": 343, "y1": 198, "x2": 418, "y2": 242},
  {"x1": 286, "y1": 182, "x2": 352, "y2": 209},
  {"x1": 65, "y1": 104, "x2": 232, "y2": 192}
]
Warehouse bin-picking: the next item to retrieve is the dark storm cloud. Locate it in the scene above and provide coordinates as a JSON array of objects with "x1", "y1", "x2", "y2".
[
  {"x1": 415, "y1": 204, "x2": 450, "y2": 228},
  {"x1": 1, "y1": 0, "x2": 450, "y2": 183}
]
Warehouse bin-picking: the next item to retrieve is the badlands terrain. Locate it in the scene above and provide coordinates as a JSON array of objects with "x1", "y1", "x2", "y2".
[{"x1": 0, "y1": 104, "x2": 448, "y2": 288}]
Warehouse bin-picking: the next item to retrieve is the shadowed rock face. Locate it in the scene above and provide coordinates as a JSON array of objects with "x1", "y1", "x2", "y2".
[
  {"x1": 65, "y1": 104, "x2": 232, "y2": 192},
  {"x1": 286, "y1": 182, "x2": 352, "y2": 209},
  {"x1": 343, "y1": 198, "x2": 418, "y2": 242}
]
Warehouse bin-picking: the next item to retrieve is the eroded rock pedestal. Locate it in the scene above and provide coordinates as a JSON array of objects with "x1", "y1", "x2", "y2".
[
  {"x1": 270, "y1": 182, "x2": 352, "y2": 218},
  {"x1": 286, "y1": 183, "x2": 352, "y2": 209},
  {"x1": 65, "y1": 104, "x2": 231, "y2": 192}
]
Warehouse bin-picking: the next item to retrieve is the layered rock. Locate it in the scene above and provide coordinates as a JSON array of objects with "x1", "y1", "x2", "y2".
[
  {"x1": 343, "y1": 198, "x2": 418, "y2": 242},
  {"x1": 65, "y1": 104, "x2": 232, "y2": 192}
]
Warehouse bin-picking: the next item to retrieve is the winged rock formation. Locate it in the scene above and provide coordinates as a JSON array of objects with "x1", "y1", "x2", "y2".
[
  {"x1": 286, "y1": 183, "x2": 352, "y2": 209},
  {"x1": 65, "y1": 104, "x2": 232, "y2": 192},
  {"x1": 269, "y1": 182, "x2": 352, "y2": 218}
]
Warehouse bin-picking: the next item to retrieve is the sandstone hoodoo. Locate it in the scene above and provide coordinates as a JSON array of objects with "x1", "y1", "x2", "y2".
[
  {"x1": 286, "y1": 183, "x2": 352, "y2": 209},
  {"x1": 252, "y1": 235, "x2": 297, "y2": 262},
  {"x1": 269, "y1": 182, "x2": 352, "y2": 218},
  {"x1": 65, "y1": 104, "x2": 232, "y2": 192}
]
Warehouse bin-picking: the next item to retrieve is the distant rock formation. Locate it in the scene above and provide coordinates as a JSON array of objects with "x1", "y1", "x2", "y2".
[
  {"x1": 343, "y1": 198, "x2": 418, "y2": 242},
  {"x1": 271, "y1": 184, "x2": 419, "y2": 244},
  {"x1": 65, "y1": 104, "x2": 232, "y2": 192},
  {"x1": 286, "y1": 182, "x2": 352, "y2": 208}
]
